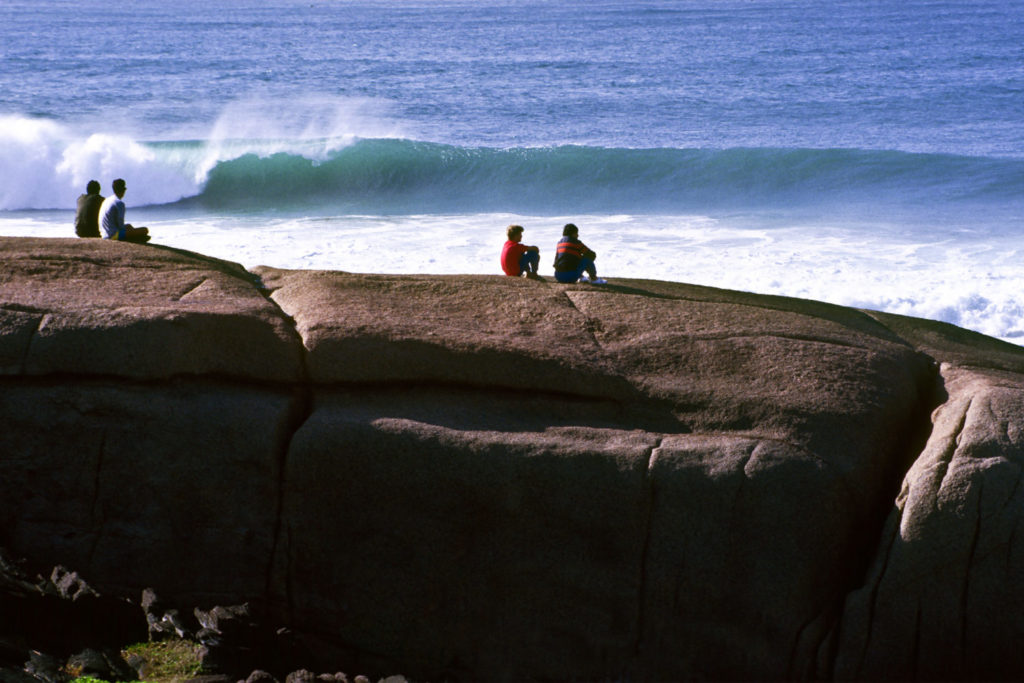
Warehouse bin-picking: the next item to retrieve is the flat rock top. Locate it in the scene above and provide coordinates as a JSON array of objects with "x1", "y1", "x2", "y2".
[
  {"x1": 0, "y1": 238, "x2": 302, "y2": 381},
  {"x1": 252, "y1": 266, "x2": 965, "y2": 448},
  {"x1": 1, "y1": 238, "x2": 262, "y2": 311},
  {"x1": 4, "y1": 236, "x2": 1024, "y2": 400}
]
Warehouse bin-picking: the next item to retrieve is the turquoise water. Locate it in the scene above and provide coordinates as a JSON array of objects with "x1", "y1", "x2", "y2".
[{"x1": 2, "y1": 0, "x2": 1023, "y2": 341}]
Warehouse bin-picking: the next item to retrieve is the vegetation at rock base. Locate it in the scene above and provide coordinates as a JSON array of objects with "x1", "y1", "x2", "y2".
[
  {"x1": 124, "y1": 639, "x2": 204, "y2": 681},
  {"x1": 68, "y1": 638, "x2": 203, "y2": 683}
]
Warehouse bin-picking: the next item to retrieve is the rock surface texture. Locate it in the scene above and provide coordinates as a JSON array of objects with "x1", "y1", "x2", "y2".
[{"x1": 2, "y1": 237, "x2": 1023, "y2": 681}]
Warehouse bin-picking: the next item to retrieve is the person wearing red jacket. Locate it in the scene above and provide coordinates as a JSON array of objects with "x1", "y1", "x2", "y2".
[{"x1": 500, "y1": 224, "x2": 541, "y2": 279}]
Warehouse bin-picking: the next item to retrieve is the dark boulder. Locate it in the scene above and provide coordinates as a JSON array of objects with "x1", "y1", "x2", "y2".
[
  {"x1": 4, "y1": 238, "x2": 1024, "y2": 680},
  {"x1": 0, "y1": 550, "x2": 144, "y2": 663}
]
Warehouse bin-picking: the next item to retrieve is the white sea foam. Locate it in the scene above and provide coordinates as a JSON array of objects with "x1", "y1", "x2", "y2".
[
  {"x1": 2, "y1": 211, "x2": 1021, "y2": 346},
  {"x1": 0, "y1": 116, "x2": 200, "y2": 210},
  {"x1": 0, "y1": 97, "x2": 408, "y2": 210}
]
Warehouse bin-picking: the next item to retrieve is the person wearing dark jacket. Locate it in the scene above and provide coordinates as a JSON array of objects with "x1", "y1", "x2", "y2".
[
  {"x1": 74, "y1": 180, "x2": 104, "y2": 238},
  {"x1": 553, "y1": 223, "x2": 606, "y2": 284}
]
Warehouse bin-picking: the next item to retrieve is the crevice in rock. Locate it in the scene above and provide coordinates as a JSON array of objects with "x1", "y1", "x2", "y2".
[
  {"x1": 87, "y1": 432, "x2": 107, "y2": 570},
  {"x1": 630, "y1": 436, "x2": 663, "y2": 673},
  {"x1": 823, "y1": 353, "x2": 948, "y2": 679},
  {"x1": 281, "y1": 522, "x2": 295, "y2": 626},
  {"x1": 174, "y1": 276, "x2": 209, "y2": 301},
  {"x1": 854, "y1": 514, "x2": 902, "y2": 680},
  {"x1": 730, "y1": 442, "x2": 752, "y2": 530},
  {"x1": 246, "y1": 266, "x2": 314, "y2": 625},
  {"x1": 20, "y1": 313, "x2": 46, "y2": 374},
  {"x1": 912, "y1": 600, "x2": 923, "y2": 677},
  {"x1": 960, "y1": 480, "x2": 984, "y2": 670},
  {"x1": 0, "y1": 302, "x2": 47, "y2": 315},
  {"x1": 561, "y1": 290, "x2": 609, "y2": 354},
  {"x1": 1001, "y1": 473, "x2": 1024, "y2": 570},
  {"x1": 787, "y1": 607, "x2": 826, "y2": 679},
  {"x1": 821, "y1": 503, "x2": 905, "y2": 681},
  {"x1": 265, "y1": 386, "x2": 311, "y2": 624}
]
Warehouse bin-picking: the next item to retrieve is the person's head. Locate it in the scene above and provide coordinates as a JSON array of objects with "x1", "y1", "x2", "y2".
[
  {"x1": 507, "y1": 224, "x2": 524, "y2": 242},
  {"x1": 86, "y1": 180, "x2": 101, "y2": 195},
  {"x1": 562, "y1": 223, "x2": 579, "y2": 237},
  {"x1": 112, "y1": 178, "x2": 126, "y2": 198}
]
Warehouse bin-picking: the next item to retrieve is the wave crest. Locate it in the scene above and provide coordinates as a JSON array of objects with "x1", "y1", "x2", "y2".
[
  {"x1": 0, "y1": 116, "x2": 201, "y2": 210},
  {"x1": 195, "y1": 141, "x2": 1024, "y2": 214},
  {"x1": 3, "y1": 115, "x2": 1021, "y2": 215}
]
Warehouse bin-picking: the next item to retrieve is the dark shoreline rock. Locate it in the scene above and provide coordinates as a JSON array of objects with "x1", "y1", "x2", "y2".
[
  {"x1": 0, "y1": 548, "x2": 144, "y2": 668},
  {"x1": 0, "y1": 552, "x2": 399, "y2": 683},
  {"x1": 3, "y1": 237, "x2": 1024, "y2": 680}
]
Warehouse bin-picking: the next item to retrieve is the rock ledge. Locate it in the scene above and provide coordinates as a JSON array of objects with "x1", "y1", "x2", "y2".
[{"x1": 3, "y1": 237, "x2": 1024, "y2": 681}]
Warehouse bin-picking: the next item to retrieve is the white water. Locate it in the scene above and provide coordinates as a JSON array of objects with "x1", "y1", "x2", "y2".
[
  {"x1": 4, "y1": 1, "x2": 1023, "y2": 346},
  {"x1": 4, "y1": 210, "x2": 1022, "y2": 345}
]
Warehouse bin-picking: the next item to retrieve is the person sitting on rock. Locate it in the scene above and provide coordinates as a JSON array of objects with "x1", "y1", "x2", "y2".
[
  {"x1": 74, "y1": 180, "x2": 104, "y2": 238},
  {"x1": 500, "y1": 224, "x2": 541, "y2": 279},
  {"x1": 553, "y1": 223, "x2": 606, "y2": 284},
  {"x1": 98, "y1": 178, "x2": 150, "y2": 243}
]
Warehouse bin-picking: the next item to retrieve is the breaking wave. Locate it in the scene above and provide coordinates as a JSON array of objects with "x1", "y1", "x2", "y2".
[
  {"x1": 3, "y1": 115, "x2": 1022, "y2": 216},
  {"x1": 194, "y1": 140, "x2": 1024, "y2": 214}
]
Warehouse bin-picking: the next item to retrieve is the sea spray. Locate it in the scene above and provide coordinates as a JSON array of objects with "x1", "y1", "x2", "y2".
[
  {"x1": 0, "y1": 116, "x2": 198, "y2": 209},
  {"x1": 5, "y1": 121, "x2": 1023, "y2": 221}
]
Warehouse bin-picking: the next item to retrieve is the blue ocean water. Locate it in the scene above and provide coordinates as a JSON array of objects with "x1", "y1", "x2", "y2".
[{"x1": 2, "y1": 0, "x2": 1023, "y2": 341}]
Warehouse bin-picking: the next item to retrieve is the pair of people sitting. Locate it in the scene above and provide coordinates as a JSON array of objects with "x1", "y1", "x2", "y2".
[
  {"x1": 500, "y1": 223, "x2": 606, "y2": 284},
  {"x1": 74, "y1": 179, "x2": 150, "y2": 243}
]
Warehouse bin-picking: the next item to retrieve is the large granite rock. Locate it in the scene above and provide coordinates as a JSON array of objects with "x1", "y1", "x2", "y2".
[
  {"x1": 2, "y1": 236, "x2": 1024, "y2": 680},
  {"x1": 827, "y1": 313, "x2": 1024, "y2": 681},
  {"x1": 834, "y1": 364, "x2": 1024, "y2": 680},
  {"x1": 0, "y1": 238, "x2": 302, "y2": 381},
  {"x1": 253, "y1": 268, "x2": 936, "y2": 680}
]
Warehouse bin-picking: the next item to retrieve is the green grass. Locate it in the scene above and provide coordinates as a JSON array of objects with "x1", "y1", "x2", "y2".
[
  {"x1": 124, "y1": 639, "x2": 204, "y2": 682},
  {"x1": 67, "y1": 638, "x2": 204, "y2": 683}
]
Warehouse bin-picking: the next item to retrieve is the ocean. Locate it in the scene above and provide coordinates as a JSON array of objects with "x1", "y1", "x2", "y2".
[{"x1": 2, "y1": 0, "x2": 1023, "y2": 342}]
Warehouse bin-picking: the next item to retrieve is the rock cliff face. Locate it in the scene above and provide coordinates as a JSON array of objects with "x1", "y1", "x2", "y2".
[{"x1": 2, "y1": 237, "x2": 1023, "y2": 681}]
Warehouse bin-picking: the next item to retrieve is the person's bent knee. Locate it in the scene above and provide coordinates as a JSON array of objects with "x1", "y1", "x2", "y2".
[
  {"x1": 579, "y1": 257, "x2": 597, "y2": 277},
  {"x1": 519, "y1": 251, "x2": 540, "y2": 275},
  {"x1": 554, "y1": 270, "x2": 578, "y2": 283}
]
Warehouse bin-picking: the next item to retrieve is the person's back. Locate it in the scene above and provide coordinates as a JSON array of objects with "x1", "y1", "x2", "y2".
[
  {"x1": 97, "y1": 178, "x2": 150, "y2": 242},
  {"x1": 501, "y1": 224, "x2": 541, "y2": 278},
  {"x1": 553, "y1": 223, "x2": 605, "y2": 284},
  {"x1": 553, "y1": 234, "x2": 589, "y2": 272},
  {"x1": 74, "y1": 180, "x2": 104, "y2": 238},
  {"x1": 98, "y1": 192, "x2": 126, "y2": 240}
]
